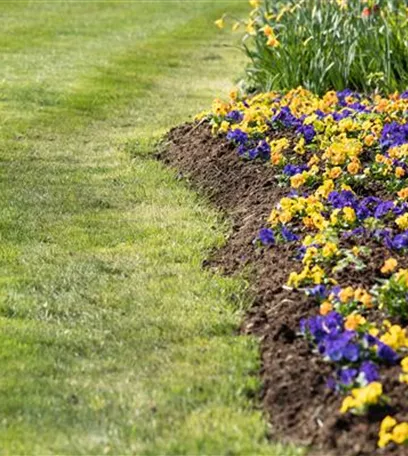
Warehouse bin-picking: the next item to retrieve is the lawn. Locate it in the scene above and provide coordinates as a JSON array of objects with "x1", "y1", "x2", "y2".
[{"x1": 0, "y1": 1, "x2": 302, "y2": 454}]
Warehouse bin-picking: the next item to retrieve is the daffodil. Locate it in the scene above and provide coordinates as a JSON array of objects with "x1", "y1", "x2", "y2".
[{"x1": 214, "y1": 17, "x2": 225, "y2": 29}]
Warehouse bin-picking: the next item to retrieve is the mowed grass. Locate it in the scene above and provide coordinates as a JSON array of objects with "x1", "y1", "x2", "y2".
[{"x1": 0, "y1": 1, "x2": 304, "y2": 454}]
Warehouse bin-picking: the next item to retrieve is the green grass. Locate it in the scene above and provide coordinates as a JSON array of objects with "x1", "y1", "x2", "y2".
[{"x1": 0, "y1": 1, "x2": 304, "y2": 454}]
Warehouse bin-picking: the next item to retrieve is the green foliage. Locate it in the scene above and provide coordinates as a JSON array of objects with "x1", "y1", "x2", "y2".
[
  {"x1": 378, "y1": 270, "x2": 408, "y2": 318},
  {"x1": 239, "y1": 0, "x2": 408, "y2": 94}
]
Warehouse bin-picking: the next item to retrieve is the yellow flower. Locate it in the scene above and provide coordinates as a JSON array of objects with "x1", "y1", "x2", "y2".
[
  {"x1": 308, "y1": 154, "x2": 320, "y2": 166},
  {"x1": 364, "y1": 134, "x2": 375, "y2": 147},
  {"x1": 383, "y1": 319, "x2": 392, "y2": 329},
  {"x1": 303, "y1": 246, "x2": 318, "y2": 264},
  {"x1": 212, "y1": 98, "x2": 228, "y2": 116},
  {"x1": 214, "y1": 17, "x2": 225, "y2": 29},
  {"x1": 376, "y1": 153, "x2": 386, "y2": 164},
  {"x1": 330, "y1": 209, "x2": 340, "y2": 226},
  {"x1": 294, "y1": 137, "x2": 306, "y2": 155},
  {"x1": 194, "y1": 110, "x2": 209, "y2": 121},
  {"x1": 262, "y1": 25, "x2": 274, "y2": 37},
  {"x1": 245, "y1": 21, "x2": 256, "y2": 35},
  {"x1": 267, "y1": 36, "x2": 280, "y2": 47},
  {"x1": 302, "y1": 216, "x2": 314, "y2": 229},
  {"x1": 361, "y1": 295, "x2": 373, "y2": 308},
  {"x1": 343, "y1": 207, "x2": 356, "y2": 223},
  {"x1": 249, "y1": 0, "x2": 261, "y2": 7},
  {"x1": 354, "y1": 288, "x2": 373, "y2": 308},
  {"x1": 369, "y1": 327, "x2": 380, "y2": 337},
  {"x1": 218, "y1": 120, "x2": 230, "y2": 133},
  {"x1": 378, "y1": 431, "x2": 392, "y2": 449},
  {"x1": 339, "y1": 286, "x2": 354, "y2": 303},
  {"x1": 328, "y1": 166, "x2": 342, "y2": 179},
  {"x1": 320, "y1": 301, "x2": 333, "y2": 315},
  {"x1": 268, "y1": 209, "x2": 280, "y2": 226},
  {"x1": 380, "y1": 325, "x2": 408, "y2": 350},
  {"x1": 400, "y1": 373, "x2": 408, "y2": 383},
  {"x1": 271, "y1": 152, "x2": 282, "y2": 165},
  {"x1": 311, "y1": 265, "x2": 325, "y2": 284},
  {"x1": 311, "y1": 213, "x2": 327, "y2": 231},
  {"x1": 354, "y1": 382, "x2": 382, "y2": 407},
  {"x1": 322, "y1": 242, "x2": 338, "y2": 258},
  {"x1": 396, "y1": 213, "x2": 408, "y2": 230},
  {"x1": 395, "y1": 166, "x2": 405, "y2": 178},
  {"x1": 229, "y1": 88, "x2": 238, "y2": 101},
  {"x1": 345, "y1": 314, "x2": 366, "y2": 331},
  {"x1": 392, "y1": 423, "x2": 408, "y2": 444},
  {"x1": 340, "y1": 396, "x2": 356, "y2": 414},
  {"x1": 290, "y1": 173, "x2": 306, "y2": 188},
  {"x1": 341, "y1": 183, "x2": 353, "y2": 192},
  {"x1": 322, "y1": 91, "x2": 338, "y2": 106},
  {"x1": 381, "y1": 258, "x2": 398, "y2": 274},
  {"x1": 316, "y1": 179, "x2": 334, "y2": 199},
  {"x1": 398, "y1": 187, "x2": 408, "y2": 199},
  {"x1": 401, "y1": 357, "x2": 408, "y2": 373},
  {"x1": 287, "y1": 272, "x2": 300, "y2": 287},
  {"x1": 270, "y1": 137, "x2": 289, "y2": 155},
  {"x1": 381, "y1": 416, "x2": 397, "y2": 434},
  {"x1": 278, "y1": 210, "x2": 293, "y2": 224},
  {"x1": 347, "y1": 160, "x2": 360, "y2": 175},
  {"x1": 395, "y1": 268, "x2": 408, "y2": 286},
  {"x1": 338, "y1": 117, "x2": 355, "y2": 132}
]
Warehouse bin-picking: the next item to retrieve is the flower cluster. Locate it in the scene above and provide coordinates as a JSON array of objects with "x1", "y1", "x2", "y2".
[
  {"x1": 203, "y1": 86, "x2": 408, "y2": 449},
  {"x1": 378, "y1": 416, "x2": 408, "y2": 448}
]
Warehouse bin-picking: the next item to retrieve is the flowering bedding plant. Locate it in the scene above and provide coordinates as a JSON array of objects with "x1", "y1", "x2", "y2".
[{"x1": 199, "y1": 86, "x2": 408, "y2": 449}]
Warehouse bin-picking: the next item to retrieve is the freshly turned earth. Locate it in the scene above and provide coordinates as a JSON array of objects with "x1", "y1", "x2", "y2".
[{"x1": 160, "y1": 122, "x2": 408, "y2": 456}]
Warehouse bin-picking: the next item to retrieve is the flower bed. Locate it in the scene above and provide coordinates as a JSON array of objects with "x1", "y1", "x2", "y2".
[
  {"x1": 202, "y1": 87, "x2": 408, "y2": 451},
  {"x1": 163, "y1": 87, "x2": 408, "y2": 454}
]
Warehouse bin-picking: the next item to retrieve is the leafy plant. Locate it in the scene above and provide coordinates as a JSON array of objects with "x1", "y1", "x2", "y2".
[
  {"x1": 237, "y1": 0, "x2": 408, "y2": 94},
  {"x1": 378, "y1": 269, "x2": 408, "y2": 318}
]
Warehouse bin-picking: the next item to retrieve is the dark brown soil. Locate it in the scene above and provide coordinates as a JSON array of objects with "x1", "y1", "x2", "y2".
[{"x1": 159, "y1": 122, "x2": 408, "y2": 456}]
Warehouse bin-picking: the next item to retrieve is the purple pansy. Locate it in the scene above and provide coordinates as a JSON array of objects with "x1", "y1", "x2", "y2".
[
  {"x1": 227, "y1": 129, "x2": 248, "y2": 145},
  {"x1": 259, "y1": 228, "x2": 275, "y2": 246},
  {"x1": 226, "y1": 110, "x2": 243, "y2": 123},
  {"x1": 281, "y1": 226, "x2": 299, "y2": 242}
]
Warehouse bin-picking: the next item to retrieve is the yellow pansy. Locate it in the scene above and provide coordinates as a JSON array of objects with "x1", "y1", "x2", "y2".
[
  {"x1": 392, "y1": 423, "x2": 408, "y2": 444},
  {"x1": 395, "y1": 166, "x2": 405, "y2": 178},
  {"x1": 338, "y1": 286, "x2": 354, "y2": 303},
  {"x1": 345, "y1": 314, "x2": 366, "y2": 330},
  {"x1": 328, "y1": 166, "x2": 342, "y2": 179},
  {"x1": 396, "y1": 213, "x2": 408, "y2": 230},
  {"x1": 340, "y1": 382, "x2": 382, "y2": 414},
  {"x1": 322, "y1": 242, "x2": 339, "y2": 258},
  {"x1": 380, "y1": 325, "x2": 408, "y2": 350},
  {"x1": 290, "y1": 173, "x2": 306, "y2": 188},
  {"x1": 397, "y1": 187, "x2": 408, "y2": 199},
  {"x1": 347, "y1": 159, "x2": 361, "y2": 175},
  {"x1": 364, "y1": 134, "x2": 375, "y2": 147},
  {"x1": 381, "y1": 258, "x2": 398, "y2": 274},
  {"x1": 320, "y1": 301, "x2": 333, "y2": 315},
  {"x1": 343, "y1": 207, "x2": 356, "y2": 223}
]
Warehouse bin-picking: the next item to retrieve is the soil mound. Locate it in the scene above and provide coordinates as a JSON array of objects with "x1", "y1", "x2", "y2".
[{"x1": 159, "y1": 122, "x2": 407, "y2": 456}]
